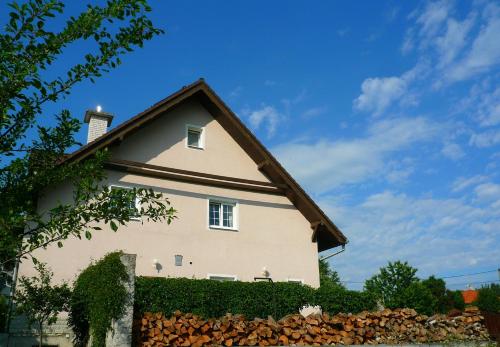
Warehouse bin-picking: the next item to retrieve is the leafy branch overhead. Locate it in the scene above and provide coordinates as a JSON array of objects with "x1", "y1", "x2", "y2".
[{"x1": 0, "y1": 0, "x2": 174, "y2": 269}]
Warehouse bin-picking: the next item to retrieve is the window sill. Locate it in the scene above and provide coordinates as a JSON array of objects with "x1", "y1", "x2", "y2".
[
  {"x1": 187, "y1": 145, "x2": 204, "y2": 150},
  {"x1": 209, "y1": 226, "x2": 238, "y2": 232}
]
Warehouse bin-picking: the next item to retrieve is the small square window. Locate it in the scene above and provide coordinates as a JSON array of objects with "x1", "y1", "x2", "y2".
[{"x1": 186, "y1": 125, "x2": 203, "y2": 149}]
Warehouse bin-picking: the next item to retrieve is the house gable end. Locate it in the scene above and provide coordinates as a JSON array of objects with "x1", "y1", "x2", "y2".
[{"x1": 64, "y1": 79, "x2": 347, "y2": 251}]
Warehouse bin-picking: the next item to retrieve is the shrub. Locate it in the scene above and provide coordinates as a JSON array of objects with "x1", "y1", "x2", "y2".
[
  {"x1": 314, "y1": 283, "x2": 376, "y2": 314},
  {"x1": 475, "y1": 284, "x2": 500, "y2": 313},
  {"x1": 68, "y1": 252, "x2": 129, "y2": 347},
  {"x1": 0, "y1": 295, "x2": 8, "y2": 332},
  {"x1": 445, "y1": 290, "x2": 465, "y2": 311},
  {"x1": 15, "y1": 263, "x2": 71, "y2": 347},
  {"x1": 134, "y1": 277, "x2": 376, "y2": 319},
  {"x1": 395, "y1": 282, "x2": 437, "y2": 316},
  {"x1": 422, "y1": 276, "x2": 447, "y2": 313},
  {"x1": 422, "y1": 276, "x2": 465, "y2": 313}
]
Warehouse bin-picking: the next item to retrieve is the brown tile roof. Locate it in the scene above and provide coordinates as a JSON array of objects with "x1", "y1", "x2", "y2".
[{"x1": 462, "y1": 289, "x2": 479, "y2": 304}]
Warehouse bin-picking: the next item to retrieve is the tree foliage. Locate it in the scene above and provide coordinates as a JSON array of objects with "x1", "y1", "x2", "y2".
[
  {"x1": 15, "y1": 262, "x2": 71, "y2": 347},
  {"x1": 422, "y1": 276, "x2": 465, "y2": 313},
  {"x1": 364, "y1": 261, "x2": 418, "y2": 308},
  {"x1": 0, "y1": 0, "x2": 174, "y2": 271},
  {"x1": 421, "y1": 275, "x2": 448, "y2": 313},
  {"x1": 475, "y1": 284, "x2": 500, "y2": 313},
  {"x1": 69, "y1": 251, "x2": 128, "y2": 347},
  {"x1": 398, "y1": 282, "x2": 436, "y2": 316},
  {"x1": 318, "y1": 259, "x2": 343, "y2": 288}
]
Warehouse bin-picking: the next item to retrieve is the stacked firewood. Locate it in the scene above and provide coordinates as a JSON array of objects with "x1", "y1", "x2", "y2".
[{"x1": 136, "y1": 307, "x2": 490, "y2": 346}]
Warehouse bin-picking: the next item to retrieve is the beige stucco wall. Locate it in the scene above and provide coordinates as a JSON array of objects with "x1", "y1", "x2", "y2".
[
  {"x1": 17, "y1": 99, "x2": 320, "y2": 288},
  {"x1": 111, "y1": 100, "x2": 272, "y2": 182}
]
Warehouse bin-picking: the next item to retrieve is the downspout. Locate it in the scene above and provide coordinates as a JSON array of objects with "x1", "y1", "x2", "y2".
[{"x1": 319, "y1": 244, "x2": 346, "y2": 261}]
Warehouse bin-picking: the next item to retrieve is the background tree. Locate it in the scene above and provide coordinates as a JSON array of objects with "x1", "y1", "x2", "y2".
[
  {"x1": 15, "y1": 262, "x2": 71, "y2": 347},
  {"x1": 421, "y1": 276, "x2": 448, "y2": 313},
  {"x1": 445, "y1": 290, "x2": 465, "y2": 312},
  {"x1": 364, "y1": 260, "x2": 418, "y2": 308},
  {"x1": 0, "y1": 0, "x2": 175, "y2": 272},
  {"x1": 397, "y1": 282, "x2": 437, "y2": 315},
  {"x1": 422, "y1": 275, "x2": 465, "y2": 313},
  {"x1": 475, "y1": 283, "x2": 500, "y2": 313},
  {"x1": 318, "y1": 259, "x2": 344, "y2": 287}
]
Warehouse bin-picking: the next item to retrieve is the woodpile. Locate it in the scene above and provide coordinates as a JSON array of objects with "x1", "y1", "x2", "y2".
[{"x1": 136, "y1": 307, "x2": 490, "y2": 346}]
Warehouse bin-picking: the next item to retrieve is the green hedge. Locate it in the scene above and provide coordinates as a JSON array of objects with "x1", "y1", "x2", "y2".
[{"x1": 135, "y1": 277, "x2": 376, "y2": 319}]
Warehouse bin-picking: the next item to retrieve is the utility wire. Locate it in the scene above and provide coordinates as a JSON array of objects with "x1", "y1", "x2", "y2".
[
  {"x1": 439, "y1": 269, "x2": 498, "y2": 279},
  {"x1": 445, "y1": 280, "x2": 500, "y2": 287},
  {"x1": 340, "y1": 269, "x2": 499, "y2": 285}
]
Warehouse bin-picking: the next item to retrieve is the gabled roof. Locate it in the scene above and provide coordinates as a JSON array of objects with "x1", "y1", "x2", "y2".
[{"x1": 64, "y1": 79, "x2": 347, "y2": 251}]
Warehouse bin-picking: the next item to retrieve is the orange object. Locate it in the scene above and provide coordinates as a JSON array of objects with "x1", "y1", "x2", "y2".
[{"x1": 462, "y1": 289, "x2": 479, "y2": 304}]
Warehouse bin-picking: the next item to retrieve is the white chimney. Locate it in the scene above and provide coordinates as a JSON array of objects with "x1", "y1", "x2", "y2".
[{"x1": 84, "y1": 107, "x2": 114, "y2": 143}]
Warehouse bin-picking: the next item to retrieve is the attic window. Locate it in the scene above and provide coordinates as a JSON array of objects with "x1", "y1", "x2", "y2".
[{"x1": 186, "y1": 125, "x2": 204, "y2": 149}]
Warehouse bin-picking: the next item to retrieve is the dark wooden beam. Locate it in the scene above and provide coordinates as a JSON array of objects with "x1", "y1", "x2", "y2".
[
  {"x1": 257, "y1": 160, "x2": 269, "y2": 169},
  {"x1": 310, "y1": 221, "x2": 322, "y2": 229},
  {"x1": 285, "y1": 190, "x2": 296, "y2": 204},
  {"x1": 311, "y1": 222, "x2": 322, "y2": 242},
  {"x1": 105, "y1": 161, "x2": 285, "y2": 195},
  {"x1": 108, "y1": 159, "x2": 286, "y2": 189}
]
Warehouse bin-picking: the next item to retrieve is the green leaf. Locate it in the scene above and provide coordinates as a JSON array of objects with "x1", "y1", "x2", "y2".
[{"x1": 110, "y1": 220, "x2": 118, "y2": 232}]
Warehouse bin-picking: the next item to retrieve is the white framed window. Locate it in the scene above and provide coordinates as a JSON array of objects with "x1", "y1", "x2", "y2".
[
  {"x1": 207, "y1": 274, "x2": 237, "y2": 282},
  {"x1": 185, "y1": 124, "x2": 204, "y2": 149},
  {"x1": 109, "y1": 185, "x2": 141, "y2": 220},
  {"x1": 208, "y1": 199, "x2": 238, "y2": 230},
  {"x1": 174, "y1": 254, "x2": 183, "y2": 266}
]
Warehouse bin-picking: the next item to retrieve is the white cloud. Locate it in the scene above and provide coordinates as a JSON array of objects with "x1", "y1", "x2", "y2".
[
  {"x1": 416, "y1": 0, "x2": 452, "y2": 38},
  {"x1": 229, "y1": 86, "x2": 243, "y2": 98},
  {"x1": 469, "y1": 129, "x2": 500, "y2": 147},
  {"x1": 474, "y1": 182, "x2": 500, "y2": 202},
  {"x1": 301, "y1": 106, "x2": 328, "y2": 119},
  {"x1": 477, "y1": 87, "x2": 500, "y2": 127},
  {"x1": 353, "y1": 62, "x2": 428, "y2": 116},
  {"x1": 435, "y1": 15, "x2": 475, "y2": 68},
  {"x1": 353, "y1": 77, "x2": 407, "y2": 116},
  {"x1": 441, "y1": 142, "x2": 466, "y2": 160},
  {"x1": 246, "y1": 105, "x2": 282, "y2": 138},
  {"x1": 319, "y1": 190, "x2": 500, "y2": 289},
  {"x1": 444, "y1": 3, "x2": 500, "y2": 82},
  {"x1": 273, "y1": 117, "x2": 440, "y2": 193},
  {"x1": 452, "y1": 175, "x2": 489, "y2": 192},
  {"x1": 401, "y1": 28, "x2": 415, "y2": 55}
]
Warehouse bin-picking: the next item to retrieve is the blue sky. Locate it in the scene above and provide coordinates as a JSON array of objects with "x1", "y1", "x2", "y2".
[{"x1": 3, "y1": 1, "x2": 500, "y2": 289}]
